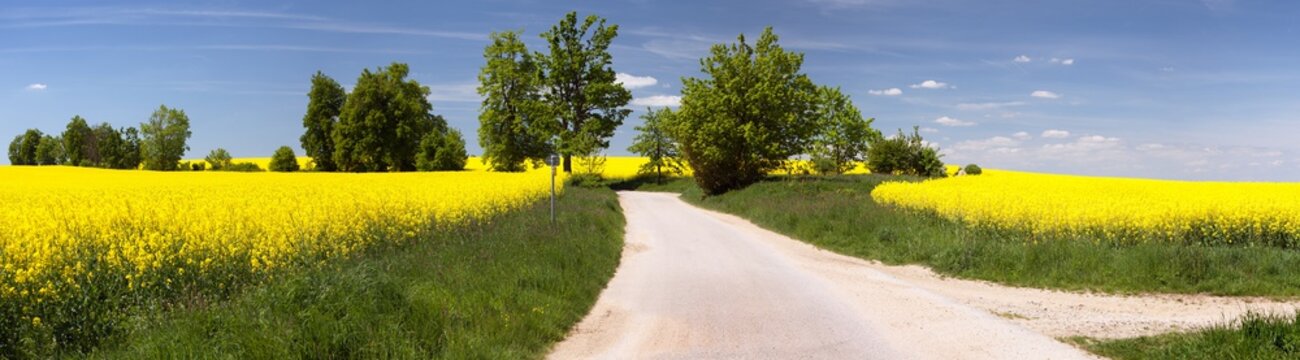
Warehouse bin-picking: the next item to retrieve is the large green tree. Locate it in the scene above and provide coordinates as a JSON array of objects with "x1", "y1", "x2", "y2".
[
  {"x1": 300, "y1": 71, "x2": 347, "y2": 171},
  {"x1": 118, "y1": 126, "x2": 142, "y2": 169},
  {"x1": 35, "y1": 135, "x2": 66, "y2": 165},
  {"x1": 62, "y1": 116, "x2": 91, "y2": 166},
  {"x1": 478, "y1": 31, "x2": 554, "y2": 172},
  {"x1": 808, "y1": 86, "x2": 881, "y2": 175},
  {"x1": 91, "y1": 123, "x2": 124, "y2": 168},
  {"x1": 140, "y1": 105, "x2": 192, "y2": 171},
  {"x1": 333, "y1": 63, "x2": 442, "y2": 172},
  {"x1": 6, "y1": 135, "x2": 21, "y2": 165},
  {"x1": 10, "y1": 129, "x2": 44, "y2": 165},
  {"x1": 672, "y1": 27, "x2": 820, "y2": 195},
  {"x1": 628, "y1": 107, "x2": 684, "y2": 183},
  {"x1": 416, "y1": 128, "x2": 468, "y2": 171},
  {"x1": 538, "y1": 12, "x2": 631, "y2": 173}
]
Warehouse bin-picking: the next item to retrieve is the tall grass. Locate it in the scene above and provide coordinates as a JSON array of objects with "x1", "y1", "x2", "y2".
[
  {"x1": 85, "y1": 187, "x2": 624, "y2": 359},
  {"x1": 625, "y1": 175, "x2": 1300, "y2": 297},
  {"x1": 1074, "y1": 311, "x2": 1300, "y2": 359}
]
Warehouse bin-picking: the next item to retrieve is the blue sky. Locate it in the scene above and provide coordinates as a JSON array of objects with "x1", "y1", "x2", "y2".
[{"x1": 2, "y1": 0, "x2": 1298, "y2": 180}]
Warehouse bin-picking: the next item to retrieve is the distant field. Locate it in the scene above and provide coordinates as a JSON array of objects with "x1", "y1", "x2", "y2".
[{"x1": 873, "y1": 170, "x2": 1300, "y2": 248}]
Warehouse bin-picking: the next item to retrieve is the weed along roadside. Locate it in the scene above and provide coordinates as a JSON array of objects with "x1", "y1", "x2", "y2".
[{"x1": 83, "y1": 187, "x2": 625, "y2": 358}]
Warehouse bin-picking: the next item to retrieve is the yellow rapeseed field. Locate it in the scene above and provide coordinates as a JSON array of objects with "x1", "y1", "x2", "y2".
[
  {"x1": 0, "y1": 165, "x2": 556, "y2": 329},
  {"x1": 871, "y1": 169, "x2": 1300, "y2": 245}
]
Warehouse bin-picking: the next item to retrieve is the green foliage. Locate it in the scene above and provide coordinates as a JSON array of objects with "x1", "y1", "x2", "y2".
[
  {"x1": 117, "y1": 127, "x2": 142, "y2": 170},
  {"x1": 34, "y1": 135, "x2": 65, "y2": 165},
  {"x1": 300, "y1": 71, "x2": 346, "y2": 172},
  {"x1": 538, "y1": 12, "x2": 631, "y2": 172},
  {"x1": 478, "y1": 31, "x2": 555, "y2": 172},
  {"x1": 1080, "y1": 311, "x2": 1300, "y2": 359},
  {"x1": 91, "y1": 188, "x2": 624, "y2": 359},
  {"x1": 333, "y1": 63, "x2": 441, "y2": 172},
  {"x1": 672, "y1": 27, "x2": 820, "y2": 195},
  {"x1": 8, "y1": 129, "x2": 45, "y2": 165},
  {"x1": 90, "y1": 123, "x2": 125, "y2": 168},
  {"x1": 416, "y1": 128, "x2": 468, "y2": 171},
  {"x1": 62, "y1": 116, "x2": 91, "y2": 166},
  {"x1": 205, "y1": 148, "x2": 233, "y2": 170},
  {"x1": 963, "y1": 163, "x2": 983, "y2": 175},
  {"x1": 140, "y1": 105, "x2": 192, "y2": 171},
  {"x1": 224, "y1": 162, "x2": 263, "y2": 172},
  {"x1": 627, "y1": 107, "x2": 684, "y2": 182},
  {"x1": 867, "y1": 127, "x2": 946, "y2": 178},
  {"x1": 809, "y1": 86, "x2": 880, "y2": 175},
  {"x1": 269, "y1": 146, "x2": 300, "y2": 172}
]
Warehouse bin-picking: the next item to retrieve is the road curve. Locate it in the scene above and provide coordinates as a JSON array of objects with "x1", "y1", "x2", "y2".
[{"x1": 549, "y1": 191, "x2": 1095, "y2": 359}]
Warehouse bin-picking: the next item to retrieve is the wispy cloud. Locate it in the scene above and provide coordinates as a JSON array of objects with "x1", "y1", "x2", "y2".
[
  {"x1": 616, "y1": 73, "x2": 658, "y2": 89},
  {"x1": 426, "y1": 83, "x2": 482, "y2": 103},
  {"x1": 868, "y1": 87, "x2": 902, "y2": 96},
  {"x1": 1012, "y1": 131, "x2": 1032, "y2": 140},
  {"x1": 1041, "y1": 129, "x2": 1071, "y2": 138},
  {"x1": 1050, "y1": 57, "x2": 1075, "y2": 65},
  {"x1": 935, "y1": 116, "x2": 975, "y2": 127},
  {"x1": 0, "y1": 44, "x2": 430, "y2": 54},
  {"x1": 910, "y1": 80, "x2": 950, "y2": 89},
  {"x1": 1031, "y1": 90, "x2": 1061, "y2": 99},
  {"x1": 1013, "y1": 55, "x2": 1031, "y2": 63},
  {"x1": 25, "y1": 83, "x2": 47, "y2": 91},
  {"x1": 631, "y1": 95, "x2": 682, "y2": 107}
]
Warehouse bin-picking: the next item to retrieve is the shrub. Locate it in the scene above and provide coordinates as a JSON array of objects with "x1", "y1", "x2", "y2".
[
  {"x1": 191, "y1": 162, "x2": 206, "y2": 171},
  {"x1": 867, "y1": 126, "x2": 946, "y2": 178},
  {"x1": 415, "y1": 129, "x2": 467, "y2": 171},
  {"x1": 964, "y1": 164, "x2": 982, "y2": 175},
  {"x1": 269, "y1": 146, "x2": 300, "y2": 172},
  {"x1": 225, "y1": 162, "x2": 263, "y2": 172},
  {"x1": 205, "y1": 148, "x2": 233, "y2": 170}
]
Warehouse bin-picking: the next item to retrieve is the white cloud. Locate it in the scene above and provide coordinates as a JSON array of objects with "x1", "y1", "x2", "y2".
[
  {"x1": 1013, "y1": 55, "x2": 1031, "y2": 63},
  {"x1": 1049, "y1": 58, "x2": 1075, "y2": 65},
  {"x1": 919, "y1": 127, "x2": 939, "y2": 133},
  {"x1": 1030, "y1": 90, "x2": 1061, "y2": 99},
  {"x1": 630, "y1": 95, "x2": 682, "y2": 107},
  {"x1": 868, "y1": 87, "x2": 902, "y2": 96},
  {"x1": 426, "y1": 83, "x2": 481, "y2": 102},
  {"x1": 615, "y1": 73, "x2": 658, "y2": 89},
  {"x1": 956, "y1": 101, "x2": 1025, "y2": 111},
  {"x1": 25, "y1": 83, "x2": 47, "y2": 91},
  {"x1": 910, "y1": 80, "x2": 950, "y2": 89},
  {"x1": 1012, "y1": 131, "x2": 1032, "y2": 140},
  {"x1": 1041, "y1": 129, "x2": 1070, "y2": 138},
  {"x1": 934, "y1": 116, "x2": 975, "y2": 127}
]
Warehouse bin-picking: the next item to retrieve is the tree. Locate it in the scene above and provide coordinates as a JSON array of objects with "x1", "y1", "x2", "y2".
[
  {"x1": 62, "y1": 116, "x2": 91, "y2": 166},
  {"x1": 538, "y1": 12, "x2": 631, "y2": 173},
  {"x1": 118, "y1": 127, "x2": 142, "y2": 169},
  {"x1": 205, "y1": 148, "x2": 233, "y2": 170},
  {"x1": 478, "y1": 31, "x2": 554, "y2": 172},
  {"x1": 140, "y1": 105, "x2": 192, "y2": 171},
  {"x1": 628, "y1": 107, "x2": 684, "y2": 183},
  {"x1": 269, "y1": 146, "x2": 300, "y2": 172},
  {"x1": 91, "y1": 123, "x2": 124, "y2": 168},
  {"x1": 416, "y1": 128, "x2": 468, "y2": 171},
  {"x1": 333, "y1": 63, "x2": 441, "y2": 172},
  {"x1": 671, "y1": 27, "x2": 820, "y2": 195},
  {"x1": 866, "y1": 127, "x2": 946, "y2": 178},
  {"x1": 808, "y1": 86, "x2": 881, "y2": 175},
  {"x1": 300, "y1": 71, "x2": 347, "y2": 171},
  {"x1": 7, "y1": 135, "x2": 22, "y2": 165},
  {"x1": 35, "y1": 135, "x2": 65, "y2": 165}
]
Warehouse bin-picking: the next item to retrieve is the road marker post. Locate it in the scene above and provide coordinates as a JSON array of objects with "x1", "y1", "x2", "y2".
[{"x1": 547, "y1": 154, "x2": 559, "y2": 224}]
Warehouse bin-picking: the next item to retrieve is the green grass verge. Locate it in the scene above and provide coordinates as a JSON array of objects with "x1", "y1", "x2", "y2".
[
  {"x1": 1070, "y1": 311, "x2": 1300, "y2": 359},
  {"x1": 619, "y1": 175, "x2": 1300, "y2": 297},
  {"x1": 87, "y1": 187, "x2": 623, "y2": 359}
]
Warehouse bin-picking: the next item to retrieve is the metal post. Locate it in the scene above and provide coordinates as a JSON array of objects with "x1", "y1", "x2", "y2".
[{"x1": 548, "y1": 154, "x2": 559, "y2": 224}]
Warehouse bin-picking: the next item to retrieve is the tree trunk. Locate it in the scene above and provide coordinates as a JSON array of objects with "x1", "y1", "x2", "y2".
[{"x1": 563, "y1": 154, "x2": 572, "y2": 173}]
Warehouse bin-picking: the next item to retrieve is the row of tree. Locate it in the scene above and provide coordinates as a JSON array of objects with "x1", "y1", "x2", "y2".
[
  {"x1": 300, "y1": 63, "x2": 466, "y2": 172},
  {"x1": 7, "y1": 106, "x2": 192, "y2": 170}
]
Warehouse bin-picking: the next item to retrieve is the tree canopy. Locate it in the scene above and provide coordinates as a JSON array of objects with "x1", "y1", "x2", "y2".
[
  {"x1": 333, "y1": 63, "x2": 443, "y2": 172},
  {"x1": 140, "y1": 105, "x2": 192, "y2": 171},
  {"x1": 627, "y1": 107, "x2": 684, "y2": 182},
  {"x1": 477, "y1": 30, "x2": 554, "y2": 172},
  {"x1": 300, "y1": 71, "x2": 347, "y2": 171},
  {"x1": 809, "y1": 86, "x2": 880, "y2": 175},
  {"x1": 538, "y1": 12, "x2": 631, "y2": 172}
]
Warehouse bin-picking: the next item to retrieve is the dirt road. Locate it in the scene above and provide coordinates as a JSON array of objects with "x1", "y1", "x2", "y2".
[{"x1": 550, "y1": 192, "x2": 1101, "y2": 359}]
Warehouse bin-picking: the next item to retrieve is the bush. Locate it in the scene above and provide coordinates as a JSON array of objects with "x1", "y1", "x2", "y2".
[
  {"x1": 269, "y1": 146, "x2": 300, "y2": 172},
  {"x1": 191, "y1": 162, "x2": 206, "y2": 171},
  {"x1": 415, "y1": 129, "x2": 467, "y2": 171},
  {"x1": 205, "y1": 148, "x2": 233, "y2": 170},
  {"x1": 867, "y1": 127, "x2": 946, "y2": 178},
  {"x1": 964, "y1": 164, "x2": 982, "y2": 175},
  {"x1": 225, "y1": 162, "x2": 263, "y2": 172}
]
